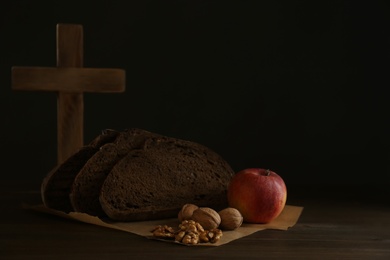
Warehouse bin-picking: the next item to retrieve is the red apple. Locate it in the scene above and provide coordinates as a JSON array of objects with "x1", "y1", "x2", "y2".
[{"x1": 227, "y1": 168, "x2": 287, "y2": 224}]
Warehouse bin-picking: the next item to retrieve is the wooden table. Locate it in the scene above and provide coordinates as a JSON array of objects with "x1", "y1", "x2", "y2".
[{"x1": 1, "y1": 182, "x2": 389, "y2": 259}]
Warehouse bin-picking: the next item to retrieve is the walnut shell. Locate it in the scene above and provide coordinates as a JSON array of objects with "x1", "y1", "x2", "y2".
[
  {"x1": 178, "y1": 204, "x2": 199, "y2": 222},
  {"x1": 218, "y1": 207, "x2": 243, "y2": 230},
  {"x1": 191, "y1": 207, "x2": 221, "y2": 230}
]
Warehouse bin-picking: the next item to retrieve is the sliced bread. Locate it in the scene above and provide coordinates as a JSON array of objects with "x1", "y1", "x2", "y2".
[
  {"x1": 69, "y1": 128, "x2": 160, "y2": 216},
  {"x1": 40, "y1": 129, "x2": 119, "y2": 212},
  {"x1": 99, "y1": 135, "x2": 235, "y2": 221}
]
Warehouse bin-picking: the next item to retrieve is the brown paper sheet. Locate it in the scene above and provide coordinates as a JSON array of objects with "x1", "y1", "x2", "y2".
[{"x1": 25, "y1": 204, "x2": 303, "y2": 246}]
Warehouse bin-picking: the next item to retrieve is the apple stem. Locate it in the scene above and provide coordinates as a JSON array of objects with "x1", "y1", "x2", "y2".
[{"x1": 266, "y1": 169, "x2": 271, "y2": 176}]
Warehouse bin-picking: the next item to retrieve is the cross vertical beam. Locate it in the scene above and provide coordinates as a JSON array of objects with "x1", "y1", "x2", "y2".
[{"x1": 57, "y1": 24, "x2": 84, "y2": 163}]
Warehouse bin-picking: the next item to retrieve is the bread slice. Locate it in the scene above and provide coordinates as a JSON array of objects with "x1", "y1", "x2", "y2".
[
  {"x1": 40, "y1": 129, "x2": 119, "y2": 212},
  {"x1": 69, "y1": 128, "x2": 160, "y2": 216},
  {"x1": 99, "y1": 135, "x2": 235, "y2": 222}
]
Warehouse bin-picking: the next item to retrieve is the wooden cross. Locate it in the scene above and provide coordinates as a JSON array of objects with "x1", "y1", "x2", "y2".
[{"x1": 12, "y1": 24, "x2": 126, "y2": 164}]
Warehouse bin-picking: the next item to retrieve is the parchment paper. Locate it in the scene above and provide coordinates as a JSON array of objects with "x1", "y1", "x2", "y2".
[{"x1": 25, "y1": 204, "x2": 303, "y2": 246}]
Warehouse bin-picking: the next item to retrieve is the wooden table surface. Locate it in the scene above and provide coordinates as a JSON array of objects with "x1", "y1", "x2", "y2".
[{"x1": 1, "y1": 182, "x2": 389, "y2": 260}]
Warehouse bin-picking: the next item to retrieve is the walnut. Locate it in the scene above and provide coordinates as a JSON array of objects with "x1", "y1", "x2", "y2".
[
  {"x1": 218, "y1": 207, "x2": 243, "y2": 230},
  {"x1": 151, "y1": 225, "x2": 175, "y2": 239},
  {"x1": 180, "y1": 232, "x2": 199, "y2": 245},
  {"x1": 175, "y1": 220, "x2": 203, "y2": 245},
  {"x1": 199, "y1": 228, "x2": 223, "y2": 243},
  {"x1": 191, "y1": 207, "x2": 221, "y2": 230},
  {"x1": 152, "y1": 220, "x2": 223, "y2": 245},
  {"x1": 178, "y1": 219, "x2": 204, "y2": 233},
  {"x1": 178, "y1": 203, "x2": 199, "y2": 221}
]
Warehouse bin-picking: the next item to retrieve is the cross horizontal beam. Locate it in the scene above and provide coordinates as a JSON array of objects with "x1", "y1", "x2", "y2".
[{"x1": 12, "y1": 67, "x2": 125, "y2": 93}]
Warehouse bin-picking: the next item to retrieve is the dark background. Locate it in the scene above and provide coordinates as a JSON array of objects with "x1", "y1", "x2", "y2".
[{"x1": 1, "y1": 1, "x2": 389, "y2": 202}]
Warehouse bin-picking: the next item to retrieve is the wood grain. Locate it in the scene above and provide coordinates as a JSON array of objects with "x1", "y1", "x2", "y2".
[
  {"x1": 12, "y1": 67, "x2": 126, "y2": 92},
  {"x1": 56, "y1": 24, "x2": 84, "y2": 163}
]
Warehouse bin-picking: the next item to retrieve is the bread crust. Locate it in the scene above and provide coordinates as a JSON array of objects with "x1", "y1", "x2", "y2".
[
  {"x1": 69, "y1": 128, "x2": 159, "y2": 216},
  {"x1": 41, "y1": 129, "x2": 119, "y2": 212},
  {"x1": 99, "y1": 135, "x2": 234, "y2": 221},
  {"x1": 42, "y1": 128, "x2": 235, "y2": 222}
]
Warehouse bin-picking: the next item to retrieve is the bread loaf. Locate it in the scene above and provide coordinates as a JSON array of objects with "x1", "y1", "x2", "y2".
[
  {"x1": 41, "y1": 128, "x2": 235, "y2": 222},
  {"x1": 69, "y1": 128, "x2": 159, "y2": 216},
  {"x1": 41, "y1": 129, "x2": 119, "y2": 212},
  {"x1": 99, "y1": 135, "x2": 235, "y2": 221}
]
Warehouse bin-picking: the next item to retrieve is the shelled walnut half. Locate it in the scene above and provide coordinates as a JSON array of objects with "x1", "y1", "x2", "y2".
[
  {"x1": 151, "y1": 225, "x2": 175, "y2": 239},
  {"x1": 151, "y1": 220, "x2": 223, "y2": 245}
]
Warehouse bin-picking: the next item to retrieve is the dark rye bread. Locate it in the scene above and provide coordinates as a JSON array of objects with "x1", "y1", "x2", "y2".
[
  {"x1": 69, "y1": 128, "x2": 160, "y2": 216},
  {"x1": 41, "y1": 129, "x2": 119, "y2": 212},
  {"x1": 99, "y1": 136, "x2": 235, "y2": 222}
]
